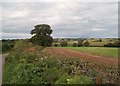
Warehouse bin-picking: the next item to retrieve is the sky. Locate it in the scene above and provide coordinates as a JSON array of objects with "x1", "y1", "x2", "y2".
[{"x1": 1, "y1": 0, "x2": 118, "y2": 39}]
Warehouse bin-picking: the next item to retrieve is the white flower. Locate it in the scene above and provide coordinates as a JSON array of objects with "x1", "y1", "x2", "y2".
[
  {"x1": 40, "y1": 58, "x2": 44, "y2": 60},
  {"x1": 18, "y1": 76, "x2": 21, "y2": 78},
  {"x1": 66, "y1": 79, "x2": 70, "y2": 82},
  {"x1": 44, "y1": 56, "x2": 47, "y2": 59},
  {"x1": 35, "y1": 58, "x2": 38, "y2": 61}
]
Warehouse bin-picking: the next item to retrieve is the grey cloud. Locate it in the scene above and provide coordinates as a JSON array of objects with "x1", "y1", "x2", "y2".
[{"x1": 2, "y1": 2, "x2": 118, "y2": 39}]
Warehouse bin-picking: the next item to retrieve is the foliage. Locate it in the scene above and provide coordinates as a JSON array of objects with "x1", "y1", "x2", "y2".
[
  {"x1": 30, "y1": 24, "x2": 53, "y2": 47},
  {"x1": 2, "y1": 40, "x2": 15, "y2": 53},
  {"x1": 60, "y1": 41, "x2": 68, "y2": 47},
  {"x1": 104, "y1": 41, "x2": 120, "y2": 47},
  {"x1": 67, "y1": 76, "x2": 93, "y2": 84},
  {"x1": 53, "y1": 38, "x2": 120, "y2": 47},
  {"x1": 0, "y1": 41, "x2": 2, "y2": 53},
  {"x1": 82, "y1": 40, "x2": 90, "y2": 47},
  {"x1": 3, "y1": 41, "x2": 118, "y2": 84},
  {"x1": 30, "y1": 35, "x2": 53, "y2": 47},
  {"x1": 55, "y1": 73, "x2": 70, "y2": 84},
  {"x1": 54, "y1": 43, "x2": 58, "y2": 47},
  {"x1": 72, "y1": 43, "x2": 77, "y2": 47},
  {"x1": 77, "y1": 39, "x2": 84, "y2": 47}
]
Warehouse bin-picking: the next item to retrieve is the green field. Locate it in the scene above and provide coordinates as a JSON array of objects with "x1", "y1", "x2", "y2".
[{"x1": 62, "y1": 47, "x2": 118, "y2": 58}]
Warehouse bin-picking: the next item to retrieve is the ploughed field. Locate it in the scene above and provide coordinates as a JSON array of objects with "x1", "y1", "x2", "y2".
[
  {"x1": 45, "y1": 47, "x2": 118, "y2": 66},
  {"x1": 63, "y1": 47, "x2": 118, "y2": 58},
  {"x1": 3, "y1": 41, "x2": 119, "y2": 84}
]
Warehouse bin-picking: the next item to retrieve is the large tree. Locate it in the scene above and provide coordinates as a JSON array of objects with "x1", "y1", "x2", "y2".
[{"x1": 30, "y1": 24, "x2": 53, "y2": 47}]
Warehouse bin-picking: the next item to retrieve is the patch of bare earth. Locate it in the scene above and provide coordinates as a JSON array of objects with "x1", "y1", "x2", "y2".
[
  {"x1": 24, "y1": 47, "x2": 37, "y2": 53},
  {"x1": 45, "y1": 47, "x2": 118, "y2": 66}
]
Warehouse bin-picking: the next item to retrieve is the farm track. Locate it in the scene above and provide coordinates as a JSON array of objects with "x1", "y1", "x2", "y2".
[
  {"x1": 45, "y1": 47, "x2": 118, "y2": 66},
  {"x1": 0, "y1": 54, "x2": 8, "y2": 86}
]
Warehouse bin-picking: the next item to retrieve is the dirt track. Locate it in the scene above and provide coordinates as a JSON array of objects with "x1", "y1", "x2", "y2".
[
  {"x1": 0, "y1": 54, "x2": 7, "y2": 86},
  {"x1": 45, "y1": 47, "x2": 118, "y2": 66}
]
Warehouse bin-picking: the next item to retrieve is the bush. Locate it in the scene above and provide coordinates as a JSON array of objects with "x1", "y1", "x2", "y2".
[
  {"x1": 104, "y1": 43, "x2": 113, "y2": 47},
  {"x1": 82, "y1": 40, "x2": 90, "y2": 47},
  {"x1": 113, "y1": 41, "x2": 120, "y2": 47},
  {"x1": 60, "y1": 41, "x2": 68, "y2": 47},
  {"x1": 77, "y1": 40, "x2": 84, "y2": 47},
  {"x1": 72, "y1": 43, "x2": 77, "y2": 47},
  {"x1": 54, "y1": 44, "x2": 58, "y2": 47},
  {"x1": 67, "y1": 76, "x2": 93, "y2": 84},
  {"x1": 55, "y1": 73, "x2": 70, "y2": 84},
  {"x1": 2, "y1": 40, "x2": 15, "y2": 53},
  {"x1": 104, "y1": 41, "x2": 120, "y2": 47}
]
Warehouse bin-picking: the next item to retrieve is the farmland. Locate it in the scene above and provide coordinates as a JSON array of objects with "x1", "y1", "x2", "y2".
[
  {"x1": 60, "y1": 47, "x2": 118, "y2": 58},
  {"x1": 2, "y1": 40, "x2": 119, "y2": 84},
  {"x1": 2, "y1": 1, "x2": 120, "y2": 85}
]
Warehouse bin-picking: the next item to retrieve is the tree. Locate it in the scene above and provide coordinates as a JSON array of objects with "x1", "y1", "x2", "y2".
[
  {"x1": 82, "y1": 40, "x2": 90, "y2": 47},
  {"x1": 54, "y1": 43, "x2": 58, "y2": 47},
  {"x1": 77, "y1": 39, "x2": 84, "y2": 47},
  {"x1": 60, "y1": 41, "x2": 68, "y2": 47},
  {"x1": 98, "y1": 38, "x2": 102, "y2": 42},
  {"x1": 104, "y1": 43, "x2": 113, "y2": 47},
  {"x1": 30, "y1": 24, "x2": 53, "y2": 47},
  {"x1": 113, "y1": 40, "x2": 120, "y2": 47},
  {"x1": 72, "y1": 43, "x2": 77, "y2": 47},
  {"x1": 104, "y1": 41, "x2": 120, "y2": 47}
]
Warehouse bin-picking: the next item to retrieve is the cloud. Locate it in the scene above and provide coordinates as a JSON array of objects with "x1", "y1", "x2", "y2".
[
  {"x1": 6, "y1": 11, "x2": 28, "y2": 18},
  {"x1": 2, "y1": 2, "x2": 118, "y2": 39},
  {"x1": 2, "y1": 32, "x2": 31, "y2": 39},
  {"x1": 1, "y1": 0, "x2": 119, "y2": 2},
  {"x1": 92, "y1": 28, "x2": 105, "y2": 31}
]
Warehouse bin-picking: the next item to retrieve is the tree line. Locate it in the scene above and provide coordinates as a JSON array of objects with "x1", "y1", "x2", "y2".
[
  {"x1": 54, "y1": 40, "x2": 90, "y2": 47},
  {"x1": 30, "y1": 24, "x2": 120, "y2": 47},
  {"x1": 2, "y1": 24, "x2": 119, "y2": 50}
]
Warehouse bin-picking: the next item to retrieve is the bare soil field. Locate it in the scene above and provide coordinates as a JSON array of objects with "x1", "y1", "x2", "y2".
[{"x1": 45, "y1": 47, "x2": 118, "y2": 66}]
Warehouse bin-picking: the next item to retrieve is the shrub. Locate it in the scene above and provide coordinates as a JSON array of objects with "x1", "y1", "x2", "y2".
[
  {"x1": 67, "y1": 75, "x2": 93, "y2": 84},
  {"x1": 2, "y1": 40, "x2": 15, "y2": 53},
  {"x1": 42, "y1": 67, "x2": 64, "y2": 84},
  {"x1": 113, "y1": 41, "x2": 120, "y2": 47},
  {"x1": 104, "y1": 41, "x2": 120, "y2": 47},
  {"x1": 72, "y1": 43, "x2": 77, "y2": 47},
  {"x1": 55, "y1": 73, "x2": 70, "y2": 84},
  {"x1": 82, "y1": 40, "x2": 90, "y2": 47},
  {"x1": 77, "y1": 40, "x2": 84, "y2": 47},
  {"x1": 54, "y1": 43, "x2": 58, "y2": 47},
  {"x1": 60, "y1": 41, "x2": 68, "y2": 47},
  {"x1": 104, "y1": 43, "x2": 113, "y2": 47}
]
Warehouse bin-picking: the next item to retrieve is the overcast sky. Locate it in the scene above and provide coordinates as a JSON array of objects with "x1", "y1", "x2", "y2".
[{"x1": 1, "y1": 1, "x2": 118, "y2": 39}]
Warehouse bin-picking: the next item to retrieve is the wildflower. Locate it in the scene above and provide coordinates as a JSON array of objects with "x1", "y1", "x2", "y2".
[
  {"x1": 44, "y1": 56, "x2": 47, "y2": 59},
  {"x1": 35, "y1": 58, "x2": 38, "y2": 61},
  {"x1": 18, "y1": 75, "x2": 21, "y2": 78},
  {"x1": 40, "y1": 58, "x2": 44, "y2": 60},
  {"x1": 66, "y1": 79, "x2": 70, "y2": 82}
]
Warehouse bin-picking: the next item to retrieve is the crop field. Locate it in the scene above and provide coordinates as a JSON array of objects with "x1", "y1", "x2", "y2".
[
  {"x1": 3, "y1": 40, "x2": 119, "y2": 84},
  {"x1": 60, "y1": 47, "x2": 118, "y2": 58}
]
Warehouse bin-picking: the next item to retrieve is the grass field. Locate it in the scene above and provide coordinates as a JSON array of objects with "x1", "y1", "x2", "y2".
[{"x1": 60, "y1": 47, "x2": 118, "y2": 58}]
